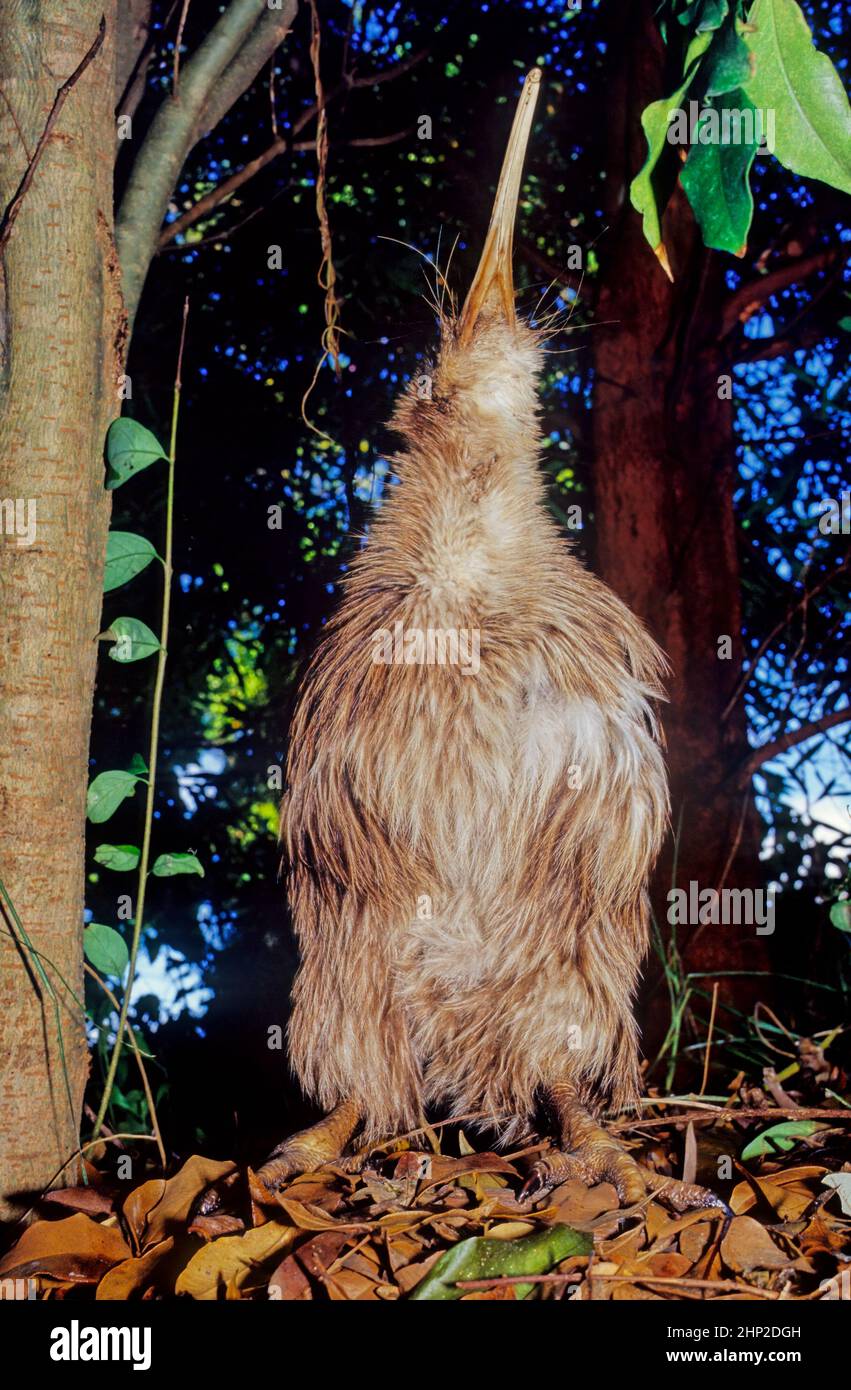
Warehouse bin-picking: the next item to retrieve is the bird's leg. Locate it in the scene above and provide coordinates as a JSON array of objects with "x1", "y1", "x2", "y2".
[
  {"x1": 522, "y1": 1083, "x2": 729, "y2": 1215},
  {"x1": 255, "y1": 1098, "x2": 361, "y2": 1192}
]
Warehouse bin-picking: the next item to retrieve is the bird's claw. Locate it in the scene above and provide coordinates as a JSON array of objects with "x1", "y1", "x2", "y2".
[{"x1": 521, "y1": 1138, "x2": 730, "y2": 1217}]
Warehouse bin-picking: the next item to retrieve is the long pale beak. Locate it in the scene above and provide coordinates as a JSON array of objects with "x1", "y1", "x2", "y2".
[{"x1": 458, "y1": 68, "x2": 542, "y2": 346}]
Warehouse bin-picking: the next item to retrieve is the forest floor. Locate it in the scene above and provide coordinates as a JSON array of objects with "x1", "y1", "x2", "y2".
[{"x1": 3, "y1": 1073, "x2": 851, "y2": 1300}]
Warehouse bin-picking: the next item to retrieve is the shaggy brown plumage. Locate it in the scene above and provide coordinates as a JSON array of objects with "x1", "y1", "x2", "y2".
[
  {"x1": 283, "y1": 309, "x2": 669, "y2": 1147},
  {"x1": 250, "y1": 71, "x2": 725, "y2": 1214}
]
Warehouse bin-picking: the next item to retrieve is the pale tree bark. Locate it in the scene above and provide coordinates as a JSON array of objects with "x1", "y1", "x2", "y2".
[
  {"x1": 0, "y1": 0, "x2": 302, "y2": 1218},
  {"x1": 0, "y1": 0, "x2": 124, "y2": 1218}
]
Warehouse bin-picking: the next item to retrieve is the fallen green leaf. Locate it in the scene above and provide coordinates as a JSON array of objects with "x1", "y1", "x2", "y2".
[
  {"x1": 409, "y1": 1223, "x2": 591, "y2": 1301},
  {"x1": 741, "y1": 1119, "x2": 822, "y2": 1160}
]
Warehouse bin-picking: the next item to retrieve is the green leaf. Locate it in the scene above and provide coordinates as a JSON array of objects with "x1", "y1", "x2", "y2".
[
  {"x1": 696, "y1": 0, "x2": 729, "y2": 32},
  {"x1": 93, "y1": 844, "x2": 141, "y2": 873},
  {"x1": 830, "y1": 900, "x2": 851, "y2": 933},
  {"x1": 105, "y1": 418, "x2": 168, "y2": 490},
  {"x1": 83, "y1": 923, "x2": 129, "y2": 979},
  {"x1": 741, "y1": 1120, "x2": 822, "y2": 1160},
  {"x1": 629, "y1": 33, "x2": 712, "y2": 275},
  {"x1": 151, "y1": 852, "x2": 205, "y2": 878},
  {"x1": 409, "y1": 1224, "x2": 591, "y2": 1301},
  {"x1": 680, "y1": 90, "x2": 759, "y2": 253},
  {"x1": 744, "y1": 0, "x2": 851, "y2": 195},
  {"x1": 104, "y1": 531, "x2": 158, "y2": 592},
  {"x1": 86, "y1": 770, "x2": 142, "y2": 823},
  {"x1": 107, "y1": 617, "x2": 161, "y2": 664},
  {"x1": 678, "y1": 0, "x2": 728, "y2": 28},
  {"x1": 128, "y1": 753, "x2": 149, "y2": 777},
  {"x1": 705, "y1": 16, "x2": 755, "y2": 95}
]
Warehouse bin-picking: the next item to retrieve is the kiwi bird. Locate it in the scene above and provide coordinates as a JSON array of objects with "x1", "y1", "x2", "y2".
[{"x1": 262, "y1": 71, "x2": 721, "y2": 1211}]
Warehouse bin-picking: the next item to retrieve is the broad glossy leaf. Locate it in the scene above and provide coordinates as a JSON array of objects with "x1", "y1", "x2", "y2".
[
  {"x1": 151, "y1": 852, "x2": 204, "y2": 878},
  {"x1": 84, "y1": 923, "x2": 130, "y2": 978},
  {"x1": 630, "y1": 33, "x2": 712, "y2": 274},
  {"x1": 744, "y1": 0, "x2": 851, "y2": 194},
  {"x1": 86, "y1": 769, "x2": 142, "y2": 823},
  {"x1": 93, "y1": 844, "x2": 141, "y2": 872},
  {"x1": 680, "y1": 90, "x2": 759, "y2": 253},
  {"x1": 103, "y1": 532, "x2": 158, "y2": 592},
  {"x1": 409, "y1": 1223, "x2": 591, "y2": 1301},
  {"x1": 108, "y1": 617, "x2": 161, "y2": 664},
  {"x1": 105, "y1": 418, "x2": 168, "y2": 489}
]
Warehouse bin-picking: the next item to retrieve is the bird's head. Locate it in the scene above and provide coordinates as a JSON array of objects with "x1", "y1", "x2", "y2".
[{"x1": 394, "y1": 70, "x2": 545, "y2": 456}]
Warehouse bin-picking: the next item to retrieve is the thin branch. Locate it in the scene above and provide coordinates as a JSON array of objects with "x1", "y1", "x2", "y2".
[
  {"x1": 157, "y1": 47, "x2": 427, "y2": 250},
  {"x1": 0, "y1": 16, "x2": 106, "y2": 254},
  {"x1": 173, "y1": 0, "x2": 192, "y2": 95},
  {"x1": 612, "y1": 1105, "x2": 851, "y2": 1131},
  {"x1": 194, "y1": 0, "x2": 298, "y2": 138},
  {"x1": 721, "y1": 246, "x2": 847, "y2": 337},
  {"x1": 116, "y1": 0, "x2": 296, "y2": 327},
  {"x1": 737, "y1": 707, "x2": 851, "y2": 785},
  {"x1": 722, "y1": 551, "x2": 850, "y2": 721}
]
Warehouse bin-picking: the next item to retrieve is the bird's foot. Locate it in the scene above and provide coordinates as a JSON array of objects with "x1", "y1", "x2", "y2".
[
  {"x1": 521, "y1": 1128, "x2": 730, "y2": 1217},
  {"x1": 255, "y1": 1098, "x2": 361, "y2": 1194}
]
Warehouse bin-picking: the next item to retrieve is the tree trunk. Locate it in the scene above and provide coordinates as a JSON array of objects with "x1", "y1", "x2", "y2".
[
  {"x1": 0, "y1": 0, "x2": 123, "y2": 1218},
  {"x1": 591, "y1": 1, "x2": 770, "y2": 997}
]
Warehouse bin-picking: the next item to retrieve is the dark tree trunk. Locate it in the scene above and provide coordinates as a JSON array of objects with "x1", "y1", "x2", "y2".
[{"x1": 591, "y1": 1, "x2": 771, "y2": 1003}]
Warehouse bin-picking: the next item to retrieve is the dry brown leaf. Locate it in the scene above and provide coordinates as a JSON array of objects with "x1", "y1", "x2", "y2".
[
  {"x1": 721, "y1": 1215, "x2": 790, "y2": 1273},
  {"x1": 0, "y1": 1213, "x2": 130, "y2": 1284},
  {"x1": 679, "y1": 1221, "x2": 713, "y2": 1265},
  {"x1": 417, "y1": 1152, "x2": 519, "y2": 1189},
  {"x1": 274, "y1": 1195, "x2": 369, "y2": 1232},
  {"x1": 326, "y1": 1267, "x2": 382, "y2": 1300},
  {"x1": 95, "y1": 1237, "x2": 175, "y2": 1300},
  {"x1": 549, "y1": 1178, "x2": 619, "y2": 1228},
  {"x1": 175, "y1": 1222, "x2": 297, "y2": 1300},
  {"x1": 123, "y1": 1156, "x2": 236, "y2": 1253},
  {"x1": 799, "y1": 1211, "x2": 849, "y2": 1256},
  {"x1": 396, "y1": 1250, "x2": 443, "y2": 1293},
  {"x1": 187, "y1": 1213, "x2": 245, "y2": 1241},
  {"x1": 731, "y1": 1165, "x2": 825, "y2": 1221},
  {"x1": 41, "y1": 1186, "x2": 116, "y2": 1218}
]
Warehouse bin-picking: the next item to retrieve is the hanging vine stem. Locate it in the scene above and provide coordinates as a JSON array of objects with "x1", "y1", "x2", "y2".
[
  {"x1": 301, "y1": 0, "x2": 346, "y2": 447},
  {"x1": 92, "y1": 299, "x2": 190, "y2": 1143}
]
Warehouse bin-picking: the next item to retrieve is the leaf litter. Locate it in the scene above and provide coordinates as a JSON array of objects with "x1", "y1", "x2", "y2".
[{"x1": 3, "y1": 1090, "x2": 851, "y2": 1301}]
